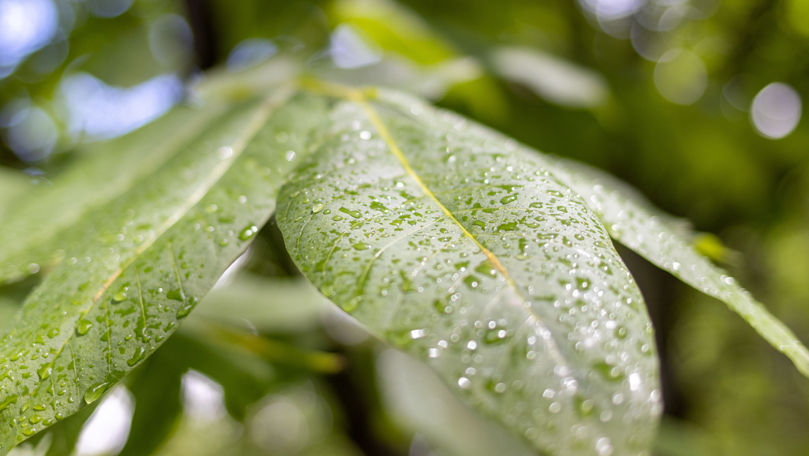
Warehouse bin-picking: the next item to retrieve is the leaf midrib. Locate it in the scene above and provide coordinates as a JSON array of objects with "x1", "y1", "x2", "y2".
[{"x1": 323, "y1": 84, "x2": 571, "y2": 371}]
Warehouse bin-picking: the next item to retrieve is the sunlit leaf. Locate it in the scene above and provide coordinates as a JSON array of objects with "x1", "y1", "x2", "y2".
[
  {"x1": 548, "y1": 157, "x2": 809, "y2": 378},
  {"x1": 277, "y1": 86, "x2": 661, "y2": 455},
  {"x1": 0, "y1": 88, "x2": 330, "y2": 452}
]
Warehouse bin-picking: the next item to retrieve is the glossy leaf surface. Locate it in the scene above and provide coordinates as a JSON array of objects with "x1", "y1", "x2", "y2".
[
  {"x1": 277, "y1": 87, "x2": 661, "y2": 455},
  {"x1": 0, "y1": 90, "x2": 330, "y2": 452},
  {"x1": 548, "y1": 157, "x2": 809, "y2": 378},
  {"x1": 0, "y1": 105, "x2": 228, "y2": 284}
]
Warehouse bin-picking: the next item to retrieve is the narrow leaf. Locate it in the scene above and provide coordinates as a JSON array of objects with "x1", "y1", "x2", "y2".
[
  {"x1": 0, "y1": 90, "x2": 330, "y2": 452},
  {"x1": 548, "y1": 157, "x2": 809, "y2": 378},
  {"x1": 277, "y1": 87, "x2": 661, "y2": 455},
  {"x1": 0, "y1": 103, "x2": 227, "y2": 284}
]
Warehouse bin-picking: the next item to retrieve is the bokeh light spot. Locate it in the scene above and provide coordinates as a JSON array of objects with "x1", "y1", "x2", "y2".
[
  {"x1": 653, "y1": 48, "x2": 707, "y2": 105},
  {"x1": 750, "y1": 82, "x2": 802, "y2": 140}
]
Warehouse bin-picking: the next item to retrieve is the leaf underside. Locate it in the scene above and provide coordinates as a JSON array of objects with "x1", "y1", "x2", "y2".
[{"x1": 277, "y1": 88, "x2": 661, "y2": 455}]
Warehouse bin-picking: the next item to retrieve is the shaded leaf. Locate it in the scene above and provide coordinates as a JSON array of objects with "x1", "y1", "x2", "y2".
[
  {"x1": 378, "y1": 348, "x2": 534, "y2": 456},
  {"x1": 0, "y1": 89, "x2": 330, "y2": 452},
  {"x1": 119, "y1": 356, "x2": 184, "y2": 456},
  {"x1": 163, "y1": 331, "x2": 277, "y2": 421},
  {"x1": 277, "y1": 86, "x2": 660, "y2": 455},
  {"x1": 548, "y1": 157, "x2": 809, "y2": 378},
  {"x1": 192, "y1": 274, "x2": 326, "y2": 331}
]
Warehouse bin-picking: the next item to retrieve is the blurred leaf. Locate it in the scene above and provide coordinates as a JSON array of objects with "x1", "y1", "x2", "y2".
[
  {"x1": 489, "y1": 46, "x2": 608, "y2": 109},
  {"x1": 192, "y1": 274, "x2": 326, "y2": 332},
  {"x1": 0, "y1": 87, "x2": 331, "y2": 452},
  {"x1": 42, "y1": 403, "x2": 98, "y2": 456},
  {"x1": 164, "y1": 331, "x2": 277, "y2": 421},
  {"x1": 277, "y1": 85, "x2": 660, "y2": 455},
  {"x1": 548, "y1": 157, "x2": 809, "y2": 378},
  {"x1": 119, "y1": 356, "x2": 184, "y2": 456},
  {"x1": 183, "y1": 319, "x2": 344, "y2": 374},
  {"x1": 330, "y1": 0, "x2": 457, "y2": 65},
  {"x1": 377, "y1": 349, "x2": 534, "y2": 456}
]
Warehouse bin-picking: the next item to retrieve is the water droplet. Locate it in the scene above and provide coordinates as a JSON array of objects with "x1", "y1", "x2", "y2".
[
  {"x1": 166, "y1": 288, "x2": 185, "y2": 301},
  {"x1": 352, "y1": 242, "x2": 371, "y2": 251},
  {"x1": 84, "y1": 382, "x2": 109, "y2": 404},
  {"x1": 369, "y1": 201, "x2": 389, "y2": 212},
  {"x1": 500, "y1": 194, "x2": 518, "y2": 204},
  {"x1": 457, "y1": 377, "x2": 471, "y2": 389},
  {"x1": 218, "y1": 146, "x2": 233, "y2": 159},
  {"x1": 595, "y1": 437, "x2": 613, "y2": 456},
  {"x1": 76, "y1": 319, "x2": 93, "y2": 336},
  {"x1": 463, "y1": 275, "x2": 480, "y2": 289},
  {"x1": 339, "y1": 207, "x2": 362, "y2": 219},
  {"x1": 37, "y1": 365, "x2": 52, "y2": 381},
  {"x1": 176, "y1": 296, "x2": 199, "y2": 319},
  {"x1": 496, "y1": 222, "x2": 518, "y2": 232},
  {"x1": 0, "y1": 395, "x2": 18, "y2": 412},
  {"x1": 127, "y1": 346, "x2": 146, "y2": 366},
  {"x1": 285, "y1": 150, "x2": 296, "y2": 161},
  {"x1": 593, "y1": 361, "x2": 625, "y2": 382},
  {"x1": 238, "y1": 224, "x2": 258, "y2": 241}
]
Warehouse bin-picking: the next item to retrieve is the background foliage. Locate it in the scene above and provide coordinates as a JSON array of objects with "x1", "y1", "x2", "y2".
[{"x1": 0, "y1": 0, "x2": 807, "y2": 455}]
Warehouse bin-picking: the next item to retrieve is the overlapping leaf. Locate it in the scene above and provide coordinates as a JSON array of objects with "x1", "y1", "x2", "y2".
[
  {"x1": 277, "y1": 87, "x2": 661, "y2": 455},
  {"x1": 547, "y1": 157, "x2": 809, "y2": 378},
  {"x1": 0, "y1": 104, "x2": 228, "y2": 284},
  {"x1": 0, "y1": 89, "x2": 330, "y2": 452}
]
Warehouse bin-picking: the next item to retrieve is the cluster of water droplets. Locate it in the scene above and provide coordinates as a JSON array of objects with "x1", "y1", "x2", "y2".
[
  {"x1": 276, "y1": 91, "x2": 661, "y2": 455},
  {"x1": 0, "y1": 93, "x2": 330, "y2": 448}
]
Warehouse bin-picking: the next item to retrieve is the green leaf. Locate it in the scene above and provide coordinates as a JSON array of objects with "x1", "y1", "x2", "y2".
[
  {"x1": 277, "y1": 86, "x2": 660, "y2": 455},
  {"x1": 0, "y1": 104, "x2": 228, "y2": 284},
  {"x1": 161, "y1": 331, "x2": 277, "y2": 421},
  {"x1": 547, "y1": 157, "x2": 809, "y2": 378},
  {"x1": 0, "y1": 168, "x2": 33, "y2": 217},
  {"x1": 42, "y1": 401, "x2": 98, "y2": 456},
  {"x1": 119, "y1": 356, "x2": 184, "y2": 456},
  {"x1": 0, "y1": 89, "x2": 331, "y2": 453},
  {"x1": 191, "y1": 274, "x2": 326, "y2": 332}
]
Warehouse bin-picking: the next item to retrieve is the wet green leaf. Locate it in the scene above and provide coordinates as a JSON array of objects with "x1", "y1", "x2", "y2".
[
  {"x1": 277, "y1": 86, "x2": 661, "y2": 455},
  {"x1": 0, "y1": 104, "x2": 228, "y2": 284},
  {"x1": 0, "y1": 89, "x2": 330, "y2": 452},
  {"x1": 548, "y1": 157, "x2": 809, "y2": 378}
]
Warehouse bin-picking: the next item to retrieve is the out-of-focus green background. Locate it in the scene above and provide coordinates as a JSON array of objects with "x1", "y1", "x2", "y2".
[{"x1": 1, "y1": 0, "x2": 807, "y2": 455}]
